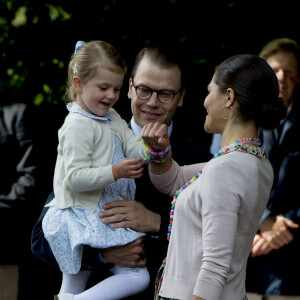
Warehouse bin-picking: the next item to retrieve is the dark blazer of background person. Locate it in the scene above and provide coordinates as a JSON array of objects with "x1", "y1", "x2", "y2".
[
  {"x1": 0, "y1": 103, "x2": 37, "y2": 261},
  {"x1": 0, "y1": 102, "x2": 39, "y2": 300},
  {"x1": 246, "y1": 96, "x2": 300, "y2": 295}
]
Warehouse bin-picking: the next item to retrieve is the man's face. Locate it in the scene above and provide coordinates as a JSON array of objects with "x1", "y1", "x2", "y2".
[
  {"x1": 128, "y1": 58, "x2": 185, "y2": 127},
  {"x1": 267, "y1": 51, "x2": 300, "y2": 107},
  {"x1": 203, "y1": 76, "x2": 228, "y2": 134}
]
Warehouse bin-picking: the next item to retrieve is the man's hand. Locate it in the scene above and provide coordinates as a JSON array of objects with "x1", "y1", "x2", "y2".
[
  {"x1": 101, "y1": 237, "x2": 147, "y2": 268},
  {"x1": 251, "y1": 234, "x2": 273, "y2": 256},
  {"x1": 251, "y1": 215, "x2": 299, "y2": 257},
  {"x1": 99, "y1": 195, "x2": 161, "y2": 233},
  {"x1": 99, "y1": 195, "x2": 161, "y2": 268}
]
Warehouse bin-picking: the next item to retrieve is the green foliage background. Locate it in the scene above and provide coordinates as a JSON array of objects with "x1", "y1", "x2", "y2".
[
  {"x1": 1, "y1": 0, "x2": 299, "y2": 148},
  {"x1": 1, "y1": 0, "x2": 300, "y2": 150},
  {"x1": 2, "y1": 0, "x2": 299, "y2": 110}
]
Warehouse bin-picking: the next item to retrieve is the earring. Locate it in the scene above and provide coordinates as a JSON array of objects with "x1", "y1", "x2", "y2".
[{"x1": 220, "y1": 105, "x2": 233, "y2": 120}]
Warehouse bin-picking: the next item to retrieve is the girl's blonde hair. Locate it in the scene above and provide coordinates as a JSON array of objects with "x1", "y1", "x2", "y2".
[{"x1": 65, "y1": 40, "x2": 127, "y2": 103}]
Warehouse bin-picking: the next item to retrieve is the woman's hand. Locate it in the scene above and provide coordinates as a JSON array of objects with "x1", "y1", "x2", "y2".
[
  {"x1": 141, "y1": 122, "x2": 173, "y2": 175},
  {"x1": 141, "y1": 122, "x2": 170, "y2": 150}
]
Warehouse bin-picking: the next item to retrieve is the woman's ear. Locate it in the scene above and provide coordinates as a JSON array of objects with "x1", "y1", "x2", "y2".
[
  {"x1": 73, "y1": 76, "x2": 82, "y2": 93},
  {"x1": 226, "y1": 88, "x2": 235, "y2": 107}
]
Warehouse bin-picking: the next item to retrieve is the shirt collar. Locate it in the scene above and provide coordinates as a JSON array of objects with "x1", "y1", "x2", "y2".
[
  {"x1": 67, "y1": 102, "x2": 114, "y2": 121},
  {"x1": 130, "y1": 117, "x2": 173, "y2": 138}
]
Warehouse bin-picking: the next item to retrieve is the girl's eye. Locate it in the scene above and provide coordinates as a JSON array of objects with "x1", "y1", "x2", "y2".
[{"x1": 98, "y1": 86, "x2": 107, "y2": 90}]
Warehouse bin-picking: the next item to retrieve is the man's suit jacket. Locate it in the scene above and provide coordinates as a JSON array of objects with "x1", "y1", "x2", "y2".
[
  {"x1": 246, "y1": 101, "x2": 300, "y2": 295},
  {"x1": 0, "y1": 103, "x2": 37, "y2": 263}
]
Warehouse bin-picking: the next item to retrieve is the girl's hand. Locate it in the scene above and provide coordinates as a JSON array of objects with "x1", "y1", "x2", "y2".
[
  {"x1": 141, "y1": 122, "x2": 170, "y2": 150},
  {"x1": 112, "y1": 158, "x2": 144, "y2": 180}
]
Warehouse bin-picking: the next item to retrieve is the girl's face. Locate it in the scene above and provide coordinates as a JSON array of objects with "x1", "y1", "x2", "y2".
[
  {"x1": 75, "y1": 65, "x2": 124, "y2": 117},
  {"x1": 203, "y1": 76, "x2": 227, "y2": 134}
]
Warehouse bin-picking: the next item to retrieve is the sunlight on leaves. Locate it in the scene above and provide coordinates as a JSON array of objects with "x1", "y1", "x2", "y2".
[
  {"x1": 11, "y1": 6, "x2": 27, "y2": 27},
  {"x1": 43, "y1": 84, "x2": 52, "y2": 94},
  {"x1": 52, "y1": 58, "x2": 64, "y2": 69},
  {"x1": 46, "y1": 5, "x2": 72, "y2": 21},
  {"x1": 47, "y1": 4, "x2": 60, "y2": 21},
  {"x1": 7, "y1": 68, "x2": 14, "y2": 76},
  {"x1": 46, "y1": 4, "x2": 72, "y2": 21},
  {"x1": 34, "y1": 93, "x2": 44, "y2": 106}
]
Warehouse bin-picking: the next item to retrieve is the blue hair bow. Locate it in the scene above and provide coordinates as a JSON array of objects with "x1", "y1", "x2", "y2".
[{"x1": 75, "y1": 41, "x2": 86, "y2": 53}]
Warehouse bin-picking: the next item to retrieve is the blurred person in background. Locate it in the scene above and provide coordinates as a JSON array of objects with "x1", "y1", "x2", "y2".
[
  {"x1": 0, "y1": 101, "x2": 37, "y2": 299},
  {"x1": 246, "y1": 38, "x2": 300, "y2": 298}
]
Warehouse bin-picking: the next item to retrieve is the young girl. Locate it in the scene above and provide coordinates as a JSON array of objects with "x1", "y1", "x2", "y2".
[{"x1": 42, "y1": 41, "x2": 150, "y2": 300}]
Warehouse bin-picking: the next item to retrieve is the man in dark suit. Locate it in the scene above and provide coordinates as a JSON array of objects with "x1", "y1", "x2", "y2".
[
  {"x1": 31, "y1": 46, "x2": 212, "y2": 299},
  {"x1": 0, "y1": 102, "x2": 37, "y2": 299},
  {"x1": 246, "y1": 38, "x2": 300, "y2": 298}
]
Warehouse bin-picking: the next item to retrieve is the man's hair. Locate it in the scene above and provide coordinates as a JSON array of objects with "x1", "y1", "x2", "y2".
[
  {"x1": 131, "y1": 46, "x2": 186, "y2": 88},
  {"x1": 259, "y1": 38, "x2": 300, "y2": 75}
]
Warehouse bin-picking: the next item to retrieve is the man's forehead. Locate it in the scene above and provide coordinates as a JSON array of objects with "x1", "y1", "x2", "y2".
[
  {"x1": 134, "y1": 59, "x2": 181, "y2": 87},
  {"x1": 267, "y1": 52, "x2": 299, "y2": 70}
]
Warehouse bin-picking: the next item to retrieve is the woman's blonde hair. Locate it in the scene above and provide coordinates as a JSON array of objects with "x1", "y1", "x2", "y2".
[{"x1": 65, "y1": 40, "x2": 127, "y2": 103}]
